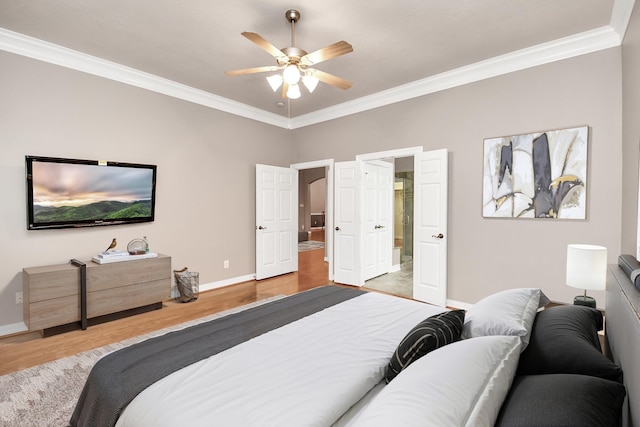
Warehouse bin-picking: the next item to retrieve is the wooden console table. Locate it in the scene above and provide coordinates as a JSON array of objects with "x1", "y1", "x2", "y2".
[{"x1": 23, "y1": 254, "x2": 171, "y2": 334}]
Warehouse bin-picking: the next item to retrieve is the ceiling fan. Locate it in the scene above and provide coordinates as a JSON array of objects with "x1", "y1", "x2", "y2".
[{"x1": 225, "y1": 9, "x2": 353, "y2": 99}]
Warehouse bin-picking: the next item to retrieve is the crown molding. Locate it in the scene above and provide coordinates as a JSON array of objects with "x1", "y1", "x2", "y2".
[
  {"x1": 291, "y1": 0, "x2": 634, "y2": 129},
  {"x1": 611, "y1": 0, "x2": 637, "y2": 39},
  {"x1": 0, "y1": 0, "x2": 632, "y2": 131},
  {"x1": 289, "y1": 25, "x2": 621, "y2": 129},
  {"x1": 0, "y1": 28, "x2": 290, "y2": 129}
]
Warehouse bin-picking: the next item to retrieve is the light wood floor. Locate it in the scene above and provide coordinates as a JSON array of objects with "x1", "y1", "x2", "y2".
[{"x1": 0, "y1": 233, "x2": 330, "y2": 376}]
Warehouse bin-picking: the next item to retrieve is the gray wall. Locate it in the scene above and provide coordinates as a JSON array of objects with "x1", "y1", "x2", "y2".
[
  {"x1": 0, "y1": 30, "x2": 631, "y2": 332},
  {"x1": 292, "y1": 48, "x2": 623, "y2": 306},
  {"x1": 622, "y1": 6, "x2": 640, "y2": 255},
  {"x1": 0, "y1": 51, "x2": 292, "y2": 332},
  {"x1": 310, "y1": 178, "x2": 326, "y2": 215},
  {"x1": 298, "y1": 167, "x2": 325, "y2": 231}
]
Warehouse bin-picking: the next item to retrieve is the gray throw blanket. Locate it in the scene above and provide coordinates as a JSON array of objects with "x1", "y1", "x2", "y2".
[{"x1": 70, "y1": 285, "x2": 364, "y2": 427}]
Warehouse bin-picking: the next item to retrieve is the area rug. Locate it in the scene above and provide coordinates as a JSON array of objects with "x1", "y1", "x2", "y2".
[
  {"x1": 0, "y1": 296, "x2": 284, "y2": 427},
  {"x1": 298, "y1": 240, "x2": 325, "y2": 252}
]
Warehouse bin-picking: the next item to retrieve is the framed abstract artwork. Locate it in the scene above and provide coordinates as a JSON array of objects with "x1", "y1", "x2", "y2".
[{"x1": 482, "y1": 126, "x2": 588, "y2": 219}]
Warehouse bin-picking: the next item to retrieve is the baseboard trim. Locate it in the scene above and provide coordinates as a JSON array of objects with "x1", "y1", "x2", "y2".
[
  {"x1": 0, "y1": 321, "x2": 28, "y2": 337},
  {"x1": 170, "y1": 273, "x2": 264, "y2": 298},
  {"x1": 199, "y1": 274, "x2": 257, "y2": 292}
]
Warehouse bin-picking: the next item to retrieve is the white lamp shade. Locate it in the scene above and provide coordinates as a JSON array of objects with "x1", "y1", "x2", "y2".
[
  {"x1": 266, "y1": 74, "x2": 283, "y2": 92},
  {"x1": 302, "y1": 75, "x2": 319, "y2": 93},
  {"x1": 286, "y1": 83, "x2": 301, "y2": 99},
  {"x1": 566, "y1": 244, "x2": 607, "y2": 291}
]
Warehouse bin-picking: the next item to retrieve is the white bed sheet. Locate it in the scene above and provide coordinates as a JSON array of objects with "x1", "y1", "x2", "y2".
[
  {"x1": 331, "y1": 380, "x2": 386, "y2": 426},
  {"x1": 114, "y1": 292, "x2": 445, "y2": 427}
]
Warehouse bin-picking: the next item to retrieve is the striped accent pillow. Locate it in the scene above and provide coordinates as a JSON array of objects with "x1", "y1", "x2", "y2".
[{"x1": 385, "y1": 310, "x2": 465, "y2": 383}]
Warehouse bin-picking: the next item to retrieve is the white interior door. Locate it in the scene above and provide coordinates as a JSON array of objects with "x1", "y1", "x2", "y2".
[
  {"x1": 255, "y1": 164, "x2": 298, "y2": 280},
  {"x1": 363, "y1": 160, "x2": 393, "y2": 280},
  {"x1": 413, "y1": 149, "x2": 448, "y2": 306},
  {"x1": 333, "y1": 161, "x2": 362, "y2": 286}
]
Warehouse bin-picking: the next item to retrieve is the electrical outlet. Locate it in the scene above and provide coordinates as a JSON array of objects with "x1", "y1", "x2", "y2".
[
  {"x1": 15, "y1": 292, "x2": 23, "y2": 304},
  {"x1": 224, "y1": 260, "x2": 229, "y2": 269}
]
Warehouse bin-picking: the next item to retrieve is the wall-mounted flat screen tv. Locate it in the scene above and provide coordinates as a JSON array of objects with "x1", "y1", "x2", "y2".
[{"x1": 26, "y1": 156, "x2": 157, "y2": 230}]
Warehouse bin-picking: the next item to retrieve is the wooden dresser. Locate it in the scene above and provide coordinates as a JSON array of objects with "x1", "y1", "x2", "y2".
[{"x1": 23, "y1": 254, "x2": 171, "y2": 332}]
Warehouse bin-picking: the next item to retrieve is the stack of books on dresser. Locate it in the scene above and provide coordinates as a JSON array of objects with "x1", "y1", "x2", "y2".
[{"x1": 92, "y1": 250, "x2": 158, "y2": 264}]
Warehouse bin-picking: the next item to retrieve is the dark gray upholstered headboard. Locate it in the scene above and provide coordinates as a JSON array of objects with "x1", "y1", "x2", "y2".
[{"x1": 607, "y1": 257, "x2": 640, "y2": 427}]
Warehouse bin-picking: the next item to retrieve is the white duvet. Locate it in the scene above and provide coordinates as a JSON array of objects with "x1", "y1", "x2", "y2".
[{"x1": 114, "y1": 292, "x2": 446, "y2": 427}]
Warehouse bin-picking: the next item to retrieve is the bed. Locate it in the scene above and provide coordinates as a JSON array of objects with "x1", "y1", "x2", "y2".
[
  {"x1": 607, "y1": 255, "x2": 640, "y2": 427},
  {"x1": 70, "y1": 280, "x2": 631, "y2": 427}
]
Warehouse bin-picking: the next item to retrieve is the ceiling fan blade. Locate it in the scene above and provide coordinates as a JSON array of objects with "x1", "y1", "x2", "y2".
[
  {"x1": 225, "y1": 65, "x2": 281, "y2": 76},
  {"x1": 300, "y1": 41, "x2": 353, "y2": 67},
  {"x1": 242, "y1": 32, "x2": 289, "y2": 64},
  {"x1": 281, "y1": 82, "x2": 289, "y2": 99},
  {"x1": 308, "y1": 69, "x2": 352, "y2": 90}
]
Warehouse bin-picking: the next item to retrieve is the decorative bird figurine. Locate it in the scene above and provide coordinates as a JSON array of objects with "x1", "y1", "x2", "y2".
[{"x1": 105, "y1": 238, "x2": 117, "y2": 253}]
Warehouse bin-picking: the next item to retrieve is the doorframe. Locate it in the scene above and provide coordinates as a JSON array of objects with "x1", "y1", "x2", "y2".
[
  {"x1": 357, "y1": 146, "x2": 423, "y2": 275},
  {"x1": 356, "y1": 146, "x2": 424, "y2": 162},
  {"x1": 291, "y1": 159, "x2": 334, "y2": 281},
  {"x1": 291, "y1": 147, "x2": 423, "y2": 284}
]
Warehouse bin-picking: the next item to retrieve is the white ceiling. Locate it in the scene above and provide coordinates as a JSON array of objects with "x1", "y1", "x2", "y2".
[{"x1": 0, "y1": 0, "x2": 634, "y2": 128}]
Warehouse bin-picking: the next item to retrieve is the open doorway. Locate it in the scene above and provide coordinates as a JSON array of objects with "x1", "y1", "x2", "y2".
[
  {"x1": 363, "y1": 156, "x2": 414, "y2": 298},
  {"x1": 332, "y1": 147, "x2": 447, "y2": 305},
  {"x1": 394, "y1": 157, "x2": 414, "y2": 266},
  {"x1": 297, "y1": 167, "x2": 329, "y2": 285},
  {"x1": 298, "y1": 167, "x2": 327, "y2": 250}
]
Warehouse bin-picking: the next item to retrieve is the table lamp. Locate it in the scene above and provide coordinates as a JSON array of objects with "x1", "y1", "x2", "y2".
[{"x1": 566, "y1": 244, "x2": 607, "y2": 308}]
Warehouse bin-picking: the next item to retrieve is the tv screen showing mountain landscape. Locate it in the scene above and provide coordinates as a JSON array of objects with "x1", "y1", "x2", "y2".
[{"x1": 30, "y1": 161, "x2": 155, "y2": 225}]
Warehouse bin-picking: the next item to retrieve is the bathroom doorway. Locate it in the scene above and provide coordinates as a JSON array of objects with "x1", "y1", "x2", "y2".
[{"x1": 364, "y1": 156, "x2": 414, "y2": 298}]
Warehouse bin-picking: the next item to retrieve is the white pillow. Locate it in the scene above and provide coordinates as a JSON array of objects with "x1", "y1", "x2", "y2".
[
  {"x1": 461, "y1": 288, "x2": 545, "y2": 348},
  {"x1": 351, "y1": 335, "x2": 522, "y2": 427}
]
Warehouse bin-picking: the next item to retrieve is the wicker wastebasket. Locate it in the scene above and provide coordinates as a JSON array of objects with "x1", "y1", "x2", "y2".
[{"x1": 173, "y1": 267, "x2": 199, "y2": 303}]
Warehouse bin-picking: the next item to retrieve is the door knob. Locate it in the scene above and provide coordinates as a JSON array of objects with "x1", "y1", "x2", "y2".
[
  {"x1": 335, "y1": 226, "x2": 341, "y2": 231},
  {"x1": 432, "y1": 233, "x2": 444, "y2": 239},
  {"x1": 257, "y1": 226, "x2": 267, "y2": 230}
]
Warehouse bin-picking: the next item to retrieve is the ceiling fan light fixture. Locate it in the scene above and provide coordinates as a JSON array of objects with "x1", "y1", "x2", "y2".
[
  {"x1": 283, "y1": 64, "x2": 301, "y2": 85},
  {"x1": 266, "y1": 74, "x2": 283, "y2": 91},
  {"x1": 286, "y1": 83, "x2": 301, "y2": 99},
  {"x1": 302, "y1": 74, "x2": 319, "y2": 93},
  {"x1": 225, "y1": 9, "x2": 353, "y2": 101}
]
